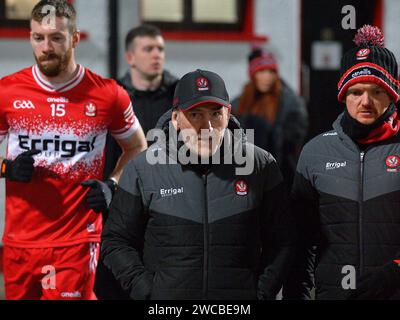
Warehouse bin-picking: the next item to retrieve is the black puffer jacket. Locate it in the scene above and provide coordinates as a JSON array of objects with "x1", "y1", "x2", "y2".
[
  {"x1": 284, "y1": 113, "x2": 400, "y2": 300},
  {"x1": 101, "y1": 112, "x2": 295, "y2": 300}
]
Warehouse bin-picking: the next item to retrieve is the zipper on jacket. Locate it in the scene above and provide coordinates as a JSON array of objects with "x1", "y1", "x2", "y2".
[
  {"x1": 202, "y1": 174, "x2": 209, "y2": 299},
  {"x1": 359, "y1": 151, "x2": 365, "y2": 276}
]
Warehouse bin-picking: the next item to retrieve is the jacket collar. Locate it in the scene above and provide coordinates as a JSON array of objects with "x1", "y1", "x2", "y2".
[
  {"x1": 118, "y1": 70, "x2": 177, "y2": 97},
  {"x1": 332, "y1": 111, "x2": 400, "y2": 152}
]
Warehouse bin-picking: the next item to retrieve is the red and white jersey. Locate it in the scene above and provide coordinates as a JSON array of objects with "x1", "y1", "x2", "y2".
[{"x1": 0, "y1": 65, "x2": 140, "y2": 248}]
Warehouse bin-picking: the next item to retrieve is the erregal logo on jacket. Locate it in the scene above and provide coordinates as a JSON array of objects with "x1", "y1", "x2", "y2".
[
  {"x1": 325, "y1": 161, "x2": 347, "y2": 170},
  {"x1": 160, "y1": 187, "x2": 184, "y2": 198}
]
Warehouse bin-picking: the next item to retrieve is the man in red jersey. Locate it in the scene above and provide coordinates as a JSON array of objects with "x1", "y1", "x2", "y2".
[{"x1": 0, "y1": 0, "x2": 147, "y2": 300}]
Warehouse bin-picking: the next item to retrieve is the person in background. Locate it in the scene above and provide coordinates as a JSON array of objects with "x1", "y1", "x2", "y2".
[
  {"x1": 103, "y1": 24, "x2": 177, "y2": 178},
  {"x1": 233, "y1": 47, "x2": 308, "y2": 188}
]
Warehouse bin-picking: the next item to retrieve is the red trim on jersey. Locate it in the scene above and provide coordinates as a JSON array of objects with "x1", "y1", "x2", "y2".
[
  {"x1": 110, "y1": 120, "x2": 138, "y2": 134},
  {"x1": 32, "y1": 66, "x2": 53, "y2": 91},
  {"x1": 32, "y1": 65, "x2": 85, "y2": 93},
  {"x1": 109, "y1": 103, "x2": 139, "y2": 139},
  {"x1": 57, "y1": 67, "x2": 85, "y2": 92}
]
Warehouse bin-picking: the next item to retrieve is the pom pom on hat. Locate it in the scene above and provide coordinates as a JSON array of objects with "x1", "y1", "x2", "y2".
[{"x1": 353, "y1": 25, "x2": 384, "y2": 47}]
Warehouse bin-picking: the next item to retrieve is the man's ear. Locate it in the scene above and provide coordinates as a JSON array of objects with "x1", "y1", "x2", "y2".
[
  {"x1": 71, "y1": 30, "x2": 81, "y2": 49},
  {"x1": 125, "y1": 51, "x2": 135, "y2": 68},
  {"x1": 171, "y1": 109, "x2": 179, "y2": 130}
]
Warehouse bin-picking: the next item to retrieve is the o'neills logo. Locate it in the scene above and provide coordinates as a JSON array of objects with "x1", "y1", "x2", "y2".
[
  {"x1": 47, "y1": 97, "x2": 69, "y2": 103},
  {"x1": 351, "y1": 68, "x2": 371, "y2": 78},
  {"x1": 60, "y1": 291, "x2": 81, "y2": 298},
  {"x1": 160, "y1": 187, "x2": 184, "y2": 197}
]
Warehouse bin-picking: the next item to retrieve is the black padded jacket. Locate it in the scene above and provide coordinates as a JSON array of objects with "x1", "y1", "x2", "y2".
[
  {"x1": 284, "y1": 113, "x2": 400, "y2": 300},
  {"x1": 101, "y1": 112, "x2": 295, "y2": 300}
]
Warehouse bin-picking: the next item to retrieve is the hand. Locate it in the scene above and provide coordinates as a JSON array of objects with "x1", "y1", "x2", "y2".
[
  {"x1": 347, "y1": 262, "x2": 400, "y2": 300},
  {"x1": 257, "y1": 274, "x2": 276, "y2": 300},
  {"x1": 1, "y1": 149, "x2": 40, "y2": 182},
  {"x1": 81, "y1": 179, "x2": 117, "y2": 213},
  {"x1": 129, "y1": 270, "x2": 154, "y2": 300}
]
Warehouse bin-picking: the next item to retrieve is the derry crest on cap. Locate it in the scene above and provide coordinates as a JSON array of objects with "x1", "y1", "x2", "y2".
[{"x1": 196, "y1": 77, "x2": 209, "y2": 91}]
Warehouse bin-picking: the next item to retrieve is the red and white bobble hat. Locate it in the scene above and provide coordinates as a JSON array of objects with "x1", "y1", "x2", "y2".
[
  {"x1": 337, "y1": 25, "x2": 400, "y2": 103},
  {"x1": 248, "y1": 46, "x2": 278, "y2": 78}
]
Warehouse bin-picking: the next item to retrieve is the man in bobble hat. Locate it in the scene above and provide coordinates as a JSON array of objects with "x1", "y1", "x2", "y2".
[
  {"x1": 101, "y1": 69, "x2": 296, "y2": 300},
  {"x1": 284, "y1": 25, "x2": 400, "y2": 300}
]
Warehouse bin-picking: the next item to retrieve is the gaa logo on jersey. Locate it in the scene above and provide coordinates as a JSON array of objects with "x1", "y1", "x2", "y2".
[
  {"x1": 235, "y1": 180, "x2": 248, "y2": 196},
  {"x1": 356, "y1": 48, "x2": 370, "y2": 60},
  {"x1": 196, "y1": 77, "x2": 209, "y2": 91},
  {"x1": 84, "y1": 102, "x2": 97, "y2": 117},
  {"x1": 386, "y1": 155, "x2": 400, "y2": 172},
  {"x1": 13, "y1": 100, "x2": 35, "y2": 109}
]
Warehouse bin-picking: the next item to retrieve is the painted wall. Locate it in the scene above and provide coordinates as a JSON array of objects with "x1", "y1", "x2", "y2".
[{"x1": 384, "y1": 0, "x2": 400, "y2": 59}]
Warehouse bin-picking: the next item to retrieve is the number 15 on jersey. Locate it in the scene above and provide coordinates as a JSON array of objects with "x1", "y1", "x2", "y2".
[{"x1": 50, "y1": 104, "x2": 66, "y2": 117}]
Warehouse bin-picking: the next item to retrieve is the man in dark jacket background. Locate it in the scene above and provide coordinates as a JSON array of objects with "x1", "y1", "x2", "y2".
[
  {"x1": 103, "y1": 24, "x2": 178, "y2": 178},
  {"x1": 95, "y1": 24, "x2": 177, "y2": 300},
  {"x1": 101, "y1": 69, "x2": 296, "y2": 300},
  {"x1": 284, "y1": 25, "x2": 400, "y2": 300}
]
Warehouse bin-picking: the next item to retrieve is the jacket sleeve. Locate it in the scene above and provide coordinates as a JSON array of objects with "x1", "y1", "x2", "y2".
[
  {"x1": 281, "y1": 96, "x2": 308, "y2": 186},
  {"x1": 101, "y1": 161, "x2": 152, "y2": 300},
  {"x1": 283, "y1": 96, "x2": 308, "y2": 148},
  {"x1": 257, "y1": 154, "x2": 297, "y2": 300},
  {"x1": 282, "y1": 150, "x2": 319, "y2": 300}
]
